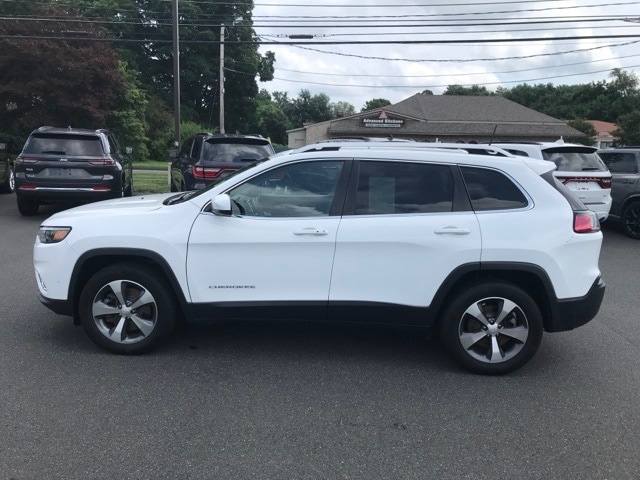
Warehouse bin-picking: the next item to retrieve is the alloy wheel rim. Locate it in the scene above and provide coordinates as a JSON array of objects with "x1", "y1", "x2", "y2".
[
  {"x1": 458, "y1": 296, "x2": 529, "y2": 364},
  {"x1": 92, "y1": 279, "x2": 158, "y2": 344}
]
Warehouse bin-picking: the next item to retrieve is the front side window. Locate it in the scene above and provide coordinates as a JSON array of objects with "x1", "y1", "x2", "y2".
[
  {"x1": 461, "y1": 166, "x2": 529, "y2": 211},
  {"x1": 229, "y1": 161, "x2": 344, "y2": 217},
  {"x1": 599, "y1": 152, "x2": 639, "y2": 174},
  {"x1": 353, "y1": 161, "x2": 454, "y2": 215}
]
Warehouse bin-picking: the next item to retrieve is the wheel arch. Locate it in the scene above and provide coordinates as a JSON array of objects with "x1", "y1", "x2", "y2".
[
  {"x1": 621, "y1": 193, "x2": 640, "y2": 214},
  {"x1": 430, "y1": 262, "x2": 556, "y2": 332},
  {"x1": 68, "y1": 248, "x2": 193, "y2": 325}
]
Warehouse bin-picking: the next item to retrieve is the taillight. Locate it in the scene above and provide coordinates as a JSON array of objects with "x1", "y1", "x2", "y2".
[
  {"x1": 192, "y1": 165, "x2": 227, "y2": 179},
  {"x1": 16, "y1": 156, "x2": 39, "y2": 164},
  {"x1": 559, "y1": 176, "x2": 611, "y2": 189},
  {"x1": 88, "y1": 157, "x2": 116, "y2": 165},
  {"x1": 574, "y1": 211, "x2": 600, "y2": 233}
]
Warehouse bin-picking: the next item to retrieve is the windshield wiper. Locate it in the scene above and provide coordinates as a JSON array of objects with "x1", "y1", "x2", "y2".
[{"x1": 163, "y1": 192, "x2": 189, "y2": 205}]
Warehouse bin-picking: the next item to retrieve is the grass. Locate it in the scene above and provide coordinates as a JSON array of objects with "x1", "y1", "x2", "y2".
[
  {"x1": 133, "y1": 169, "x2": 171, "y2": 194},
  {"x1": 133, "y1": 160, "x2": 170, "y2": 170}
]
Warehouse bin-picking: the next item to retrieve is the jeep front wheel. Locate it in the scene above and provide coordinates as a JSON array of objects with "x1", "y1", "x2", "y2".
[
  {"x1": 78, "y1": 264, "x2": 177, "y2": 354},
  {"x1": 440, "y1": 281, "x2": 543, "y2": 375}
]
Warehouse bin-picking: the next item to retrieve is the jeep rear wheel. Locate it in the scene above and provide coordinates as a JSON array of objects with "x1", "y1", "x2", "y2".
[
  {"x1": 78, "y1": 264, "x2": 177, "y2": 354},
  {"x1": 440, "y1": 281, "x2": 543, "y2": 375},
  {"x1": 621, "y1": 200, "x2": 640, "y2": 239}
]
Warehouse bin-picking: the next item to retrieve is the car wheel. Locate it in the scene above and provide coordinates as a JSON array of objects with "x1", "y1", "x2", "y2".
[
  {"x1": 1, "y1": 164, "x2": 15, "y2": 194},
  {"x1": 440, "y1": 281, "x2": 543, "y2": 375},
  {"x1": 124, "y1": 177, "x2": 133, "y2": 197},
  {"x1": 621, "y1": 200, "x2": 640, "y2": 239},
  {"x1": 78, "y1": 263, "x2": 177, "y2": 354},
  {"x1": 16, "y1": 195, "x2": 39, "y2": 216}
]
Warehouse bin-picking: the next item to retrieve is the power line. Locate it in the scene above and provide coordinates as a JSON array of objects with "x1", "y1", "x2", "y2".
[
  {"x1": 284, "y1": 39, "x2": 640, "y2": 62},
  {"x1": 225, "y1": 64, "x2": 640, "y2": 89},
  {"x1": 3, "y1": 33, "x2": 640, "y2": 45}
]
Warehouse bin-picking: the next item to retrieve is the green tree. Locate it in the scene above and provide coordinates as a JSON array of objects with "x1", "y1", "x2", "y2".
[
  {"x1": 444, "y1": 85, "x2": 493, "y2": 96},
  {"x1": 332, "y1": 101, "x2": 355, "y2": 117},
  {"x1": 361, "y1": 98, "x2": 391, "y2": 111},
  {"x1": 0, "y1": 3, "x2": 126, "y2": 140},
  {"x1": 107, "y1": 61, "x2": 149, "y2": 162},
  {"x1": 613, "y1": 110, "x2": 640, "y2": 145},
  {"x1": 565, "y1": 119, "x2": 596, "y2": 146}
]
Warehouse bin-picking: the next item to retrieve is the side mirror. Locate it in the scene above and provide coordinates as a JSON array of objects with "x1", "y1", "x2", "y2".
[
  {"x1": 211, "y1": 193, "x2": 232, "y2": 216},
  {"x1": 168, "y1": 149, "x2": 178, "y2": 159},
  {"x1": 125, "y1": 147, "x2": 133, "y2": 155}
]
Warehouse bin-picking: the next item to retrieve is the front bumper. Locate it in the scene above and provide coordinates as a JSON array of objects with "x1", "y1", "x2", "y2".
[
  {"x1": 544, "y1": 276, "x2": 606, "y2": 332},
  {"x1": 39, "y1": 293, "x2": 74, "y2": 317}
]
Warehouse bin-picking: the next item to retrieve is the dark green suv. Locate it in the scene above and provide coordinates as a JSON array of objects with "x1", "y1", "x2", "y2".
[
  {"x1": 598, "y1": 148, "x2": 640, "y2": 239},
  {"x1": 0, "y1": 142, "x2": 16, "y2": 194}
]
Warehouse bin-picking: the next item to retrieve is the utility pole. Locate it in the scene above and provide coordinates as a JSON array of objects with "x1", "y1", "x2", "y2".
[
  {"x1": 219, "y1": 24, "x2": 225, "y2": 134},
  {"x1": 171, "y1": 0, "x2": 181, "y2": 148}
]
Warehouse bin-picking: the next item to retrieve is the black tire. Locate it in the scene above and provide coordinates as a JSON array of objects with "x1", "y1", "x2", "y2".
[
  {"x1": 78, "y1": 263, "x2": 177, "y2": 354},
  {"x1": 124, "y1": 176, "x2": 133, "y2": 197},
  {"x1": 621, "y1": 200, "x2": 640, "y2": 240},
  {"x1": 16, "y1": 195, "x2": 39, "y2": 216},
  {"x1": 1, "y1": 164, "x2": 15, "y2": 194},
  {"x1": 439, "y1": 281, "x2": 543, "y2": 375}
]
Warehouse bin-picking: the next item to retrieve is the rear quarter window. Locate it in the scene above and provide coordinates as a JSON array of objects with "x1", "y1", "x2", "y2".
[
  {"x1": 460, "y1": 166, "x2": 529, "y2": 211},
  {"x1": 598, "y1": 152, "x2": 639, "y2": 174}
]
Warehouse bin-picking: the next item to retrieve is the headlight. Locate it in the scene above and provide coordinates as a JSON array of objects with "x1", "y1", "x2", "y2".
[{"x1": 38, "y1": 226, "x2": 72, "y2": 244}]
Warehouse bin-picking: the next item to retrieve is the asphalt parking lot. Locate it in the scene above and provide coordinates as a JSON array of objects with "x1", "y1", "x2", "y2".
[{"x1": 1, "y1": 193, "x2": 639, "y2": 480}]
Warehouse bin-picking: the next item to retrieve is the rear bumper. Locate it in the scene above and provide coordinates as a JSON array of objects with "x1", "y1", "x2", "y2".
[
  {"x1": 16, "y1": 185, "x2": 117, "y2": 202},
  {"x1": 545, "y1": 276, "x2": 606, "y2": 332}
]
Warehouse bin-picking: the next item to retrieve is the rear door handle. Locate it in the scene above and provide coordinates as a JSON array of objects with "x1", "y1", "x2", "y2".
[
  {"x1": 294, "y1": 228, "x2": 329, "y2": 236},
  {"x1": 434, "y1": 226, "x2": 471, "y2": 235}
]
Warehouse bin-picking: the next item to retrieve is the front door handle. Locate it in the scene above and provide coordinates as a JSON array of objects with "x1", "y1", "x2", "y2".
[
  {"x1": 434, "y1": 226, "x2": 471, "y2": 235},
  {"x1": 294, "y1": 228, "x2": 329, "y2": 236}
]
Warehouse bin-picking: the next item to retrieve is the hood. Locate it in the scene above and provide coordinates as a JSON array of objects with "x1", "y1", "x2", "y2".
[{"x1": 41, "y1": 192, "x2": 175, "y2": 224}]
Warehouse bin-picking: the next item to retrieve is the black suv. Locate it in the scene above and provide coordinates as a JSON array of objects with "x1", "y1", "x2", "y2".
[
  {"x1": 170, "y1": 133, "x2": 275, "y2": 192},
  {"x1": 597, "y1": 147, "x2": 640, "y2": 239},
  {"x1": 15, "y1": 127, "x2": 133, "y2": 216},
  {"x1": 0, "y1": 142, "x2": 15, "y2": 194}
]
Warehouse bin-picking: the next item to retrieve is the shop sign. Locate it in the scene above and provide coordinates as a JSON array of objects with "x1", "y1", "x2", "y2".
[{"x1": 361, "y1": 110, "x2": 405, "y2": 128}]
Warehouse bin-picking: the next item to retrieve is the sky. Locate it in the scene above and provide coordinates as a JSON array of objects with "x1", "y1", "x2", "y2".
[{"x1": 249, "y1": 0, "x2": 640, "y2": 111}]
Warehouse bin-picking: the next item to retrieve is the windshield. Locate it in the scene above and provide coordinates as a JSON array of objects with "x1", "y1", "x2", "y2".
[
  {"x1": 541, "y1": 148, "x2": 607, "y2": 172},
  {"x1": 24, "y1": 134, "x2": 104, "y2": 156}
]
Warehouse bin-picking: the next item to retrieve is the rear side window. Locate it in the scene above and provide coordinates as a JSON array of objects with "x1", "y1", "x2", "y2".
[
  {"x1": 24, "y1": 134, "x2": 104, "y2": 156},
  {"x1": 461, "y1": 166, "x2": 529, "y2": 211},
  {"x1": 202, "y1": 141, "x2": 274, "y2": 164},
  {"x1": 599, "y1": 152, "x2": 639, "y2": 174},
  {"x1": 541, "y1": 148, "x2": 607, "y2": 172},
  {"x1": 354, "y1": 161, "x2": 454, "y2": 215}
]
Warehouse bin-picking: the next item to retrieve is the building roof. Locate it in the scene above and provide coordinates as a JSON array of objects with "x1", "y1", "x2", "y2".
[{"x1": 387, "y1": 94, "x2": 569, "y2": 125}]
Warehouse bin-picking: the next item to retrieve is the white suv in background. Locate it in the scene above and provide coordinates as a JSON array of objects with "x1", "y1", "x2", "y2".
[
  {"x1": 33, "y1": 146, "x2": 605, "y2": 375},
  {"x1": 486, "y1": 140, "x2": 612, "y2": 221}
]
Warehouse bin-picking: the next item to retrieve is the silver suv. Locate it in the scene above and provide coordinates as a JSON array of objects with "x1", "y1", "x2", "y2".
[
  {"x1": 597, "y1": 148, "x2": 640, "y2": 239},
  {"x1": 486, "y1": 141, "x2": 612, "y2": 221}
]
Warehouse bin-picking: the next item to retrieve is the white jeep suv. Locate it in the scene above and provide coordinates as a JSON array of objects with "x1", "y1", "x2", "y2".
[{"x1": 34, "y1": 146, "x2": 605, "y2": 374}]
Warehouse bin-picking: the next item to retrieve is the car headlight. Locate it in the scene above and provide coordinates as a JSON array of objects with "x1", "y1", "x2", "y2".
[{"x1": 38, "y1": 226, "x2": 72, "y2": 244}]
